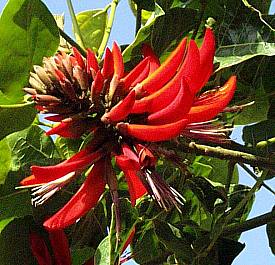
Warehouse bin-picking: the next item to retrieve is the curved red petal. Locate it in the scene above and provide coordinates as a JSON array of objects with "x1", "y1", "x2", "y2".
[
  {"x1": 112, "y1": 42, "x2": 124, "y2": 79},
  {"x1": 44, "y1": 160, "x2": 106, "y2": 230}
]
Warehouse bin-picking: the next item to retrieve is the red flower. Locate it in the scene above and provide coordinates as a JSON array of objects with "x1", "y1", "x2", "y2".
[{"x1": 21, "y1": 28, "x2": 236, "y2": 232}]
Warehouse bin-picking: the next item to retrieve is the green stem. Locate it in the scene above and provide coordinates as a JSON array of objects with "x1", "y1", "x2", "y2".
[
  {"x1": 97, "y1": 0, "x2": 119, "y2": 60},
  {"x1": 223, "y1": 209, "x2": 275, "y2": 236},
  {"x1": 59, "y1": 28, "x2": 86, "y2": 56},
  {"x1": 239, "y1": 163, "x2": 275, "y2": 195},
  {"x1": 135, "y1": 5, "x2": 142, "y2": 35},
  {"x1": 66, "y1": 0, "x2": 85, "y2": 49}
]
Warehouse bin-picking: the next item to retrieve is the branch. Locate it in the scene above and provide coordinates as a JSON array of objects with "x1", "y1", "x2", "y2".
[
  {"x1": 223, "y1": 209, "x2": 275, "y2": 236},
  {"x1": 173, "y1": 141, "x2": 275, "y2": 171}
]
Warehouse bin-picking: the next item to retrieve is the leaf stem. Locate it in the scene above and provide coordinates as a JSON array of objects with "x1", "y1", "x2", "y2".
[
  {"x1": 66, "y1": 0, "x2": 85, "y2": 49},
  {"x1": 97, "y1": 0, "x2": 119, "y2": 60},
  {"x1": 222, "y1": 209, "x2": 275, "y2": 236},
  {"x1": 59, "y1": 28, "x2": 86, "y2": 56}
]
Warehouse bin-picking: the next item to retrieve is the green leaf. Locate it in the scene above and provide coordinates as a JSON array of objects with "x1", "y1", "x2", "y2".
[
  {"x1": 186, "y1": 176, "x2": 226, "y2": 213},
  {"x1": 75, "y1": 9, "x2": 107, "y2": 52},
  {"x1": 7, "y1": 124, "x2": 58, "y2": 172},
  {"x1": 0, "y1": 138, "x2": 11, "y2": 184},
  {"x1": 215, "y1": 42, "x2": 275, "y2": 72},
  {"x1": 234, "y1": 80, "x2": 269, "y2": 125},
  {"x1": 154, "y1": 220, "x2": 194, "y2": 263},
  {"x1": 190, "y1": 156, "x2": 239, "y2": 185},
  {"x1": 0, "y1": 0, "x2": 59, "y2": 104},
  {"x1": 0, "y1": 103, "x2": 36, "y2": 141},
  {"x1": 72, "y1": 246, "x2": 95, "y2": 265},
  {"x1": 0, "y1": 190, "x2": 32, "y2": 232},
  {"x1": 0, "y1": 217, "x2": 36, "y2": 265}
]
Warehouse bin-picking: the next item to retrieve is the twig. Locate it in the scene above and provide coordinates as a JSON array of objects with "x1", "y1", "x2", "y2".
[
  {"x1": 223, "y1": 209, "x2": 275, "y2": 236},
  {"x1": 226, "y1": 161, "x2": 235, "y2": 193},
  {"x1": 239, "y1": 163, "x2": 275, "y2": 195},
  {"x1": 97, "y1": 0, "x2": 119, "y2": 60}
]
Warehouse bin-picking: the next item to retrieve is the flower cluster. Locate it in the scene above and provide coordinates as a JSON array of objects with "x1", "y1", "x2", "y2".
[{"x1": 21, "y1": 28, "x2": 236, "y2": 231}]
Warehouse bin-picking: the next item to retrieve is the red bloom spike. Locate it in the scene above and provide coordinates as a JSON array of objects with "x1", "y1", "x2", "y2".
[
  {"x1": 46, "y1": 119, "x2": 97, "y2": 138},
  {"x1": 86, "y1": 48, "x2": 99, "y2": 74},
  {"x1": 194, "y1": 28, "x2": 215, "y2": 93},
  {"x1": 48, "y1": 230, "x2": 72, "y2": 265},
  {"x1": 30, "y1": 232, "x2": 53, "y2": 265},
  {"x1": 43, "y1": 159, "x2": 106, "y2": 230},
  {"x1": 112, "y1": 42, "x2": 124, "y2": 79},
  {"x1": 20, "y1": 149, "x2": 103, "y2": 186},
  {"x1": 72, "y1": 47, "x2": 85, "y2": 69},
  {"x1": 117, "y1": 118, "x2": 188, "y2": 142},
  {"x1": 121, "y1": 57, "x2": 150, "y2": 89},
  {"x1": 101, "y1": 48, "x2": 114, "y2": 79},
  {"x1": 185, "y1": 76, "x2": 237, "y2": 123},
  {"x1": 134, "y1": 37, "x2": 187, "y2": 95},
  {"x1": 147, "y1": 78, "x2": 193, "y2": 125},
  {"x1": 101, "y1": 90, "x2": 136, "y2": 123},
  {"x1": 115, "y1": 155, "x2": 146, "y2": 205}
]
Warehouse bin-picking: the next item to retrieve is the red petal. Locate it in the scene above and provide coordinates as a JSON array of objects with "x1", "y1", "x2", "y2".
[
  {"x1": 147, "y1": 78, "x2": 193, "y2": 125},
  {"x1": 44, "y1": 159, "x2": 106, "y2": 230},
  {"x1": 46, "y1": 120, "x2": 97, "y2": 138},
  {"x1": 142, "y1": 44, "x2": 160, "y2": 73},
  {"x1": 101, "y1": 90, "x2": 136, "y2": 123},
  {"x1": 115, "y1": 155, "x2": 146, "y2": 205},
  {"x1": 186, "y1": 76, "x2": 237, "y2": 123},
  {"x1": 72, "y1": 47, "x2": 85, "y2": 69},
  {"x1": 112, "y1": 42, "x2": 124, "y2": 79},
  {"x1": 30, "y1": 232, "x2": 53, "y2": 265},
  {"x1": 117, "y1": 118, "x2": 188, "y2": 142},
  {"x1": 136, "y1": 37, "x2": 187, "y2": 95},
  {"x1": 86, "y1": 48, "x2": 99, "y2": 73},
  {"x1": 21, "y1": 149, "x2": 103, "y2": 186},
  {"x1": 121, "y1": 57, "x2": 150, "y2": 89},
  {"x1": 194, "y1": 28, "x2": 215, "y2": 93},
  {"x1": 48, "y1": 230, "x2": 71, "y2": 265},
  {"x1": 101, "y1": 48, "x2": 114, "y2": 79}
]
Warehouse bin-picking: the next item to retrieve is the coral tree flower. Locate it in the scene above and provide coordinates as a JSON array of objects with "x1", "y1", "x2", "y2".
[{"x1": 21, "y1": 28, "x2": 237, "y2": 232}]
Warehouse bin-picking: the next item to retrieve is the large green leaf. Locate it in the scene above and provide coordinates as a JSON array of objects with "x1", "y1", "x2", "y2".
[
  {"x1": 215, "y1": 42, "x2": 275, "y2": 72},
  {"x1": 6, "y1": 124, "x2": 58, "y2": 172},
  {"x1": 0, "y1": 0, "x2": 59, "y2": 104},
  {"x1": 75, "y1": 9, "x2": 107, "y2": 52},
  {"x1": 0, "y1": 138, "x2": 11, "y2": 184},
  {"x1": 0, "y1": 190, "x2": 32, "y2": 232},
  {"x1": 0, "y1": 103, "x2": 36, "y2": 140}
]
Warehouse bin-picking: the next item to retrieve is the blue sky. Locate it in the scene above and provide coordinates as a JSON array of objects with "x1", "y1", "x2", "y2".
[{"x1": 0, "y1": 0, "x2": 274, "y2": 264}]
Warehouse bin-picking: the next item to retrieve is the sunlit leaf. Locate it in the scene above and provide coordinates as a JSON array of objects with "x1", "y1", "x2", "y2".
[
  {"x1": 0, "y1": 0, "x2": 59, "y2": 104},
  {"x1": 75, "y1": 9, "x2": 107, "y2": 52}
]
